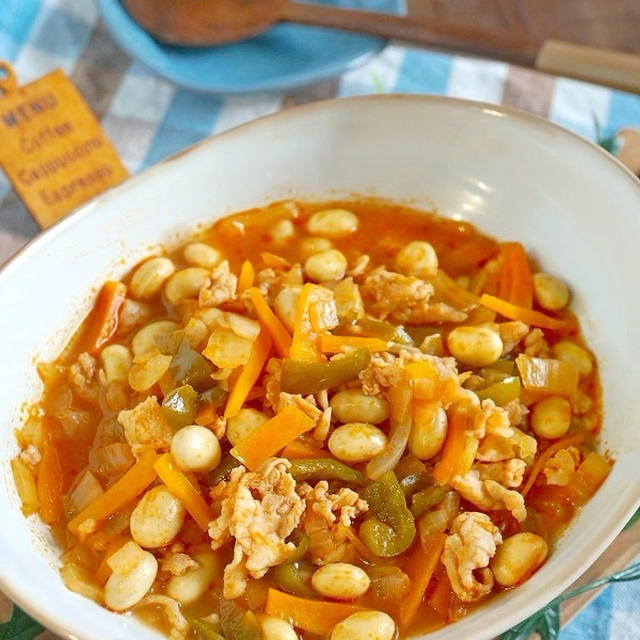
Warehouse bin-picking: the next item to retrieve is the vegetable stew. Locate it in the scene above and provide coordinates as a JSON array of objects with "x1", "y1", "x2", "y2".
[{"x1": 12, "y1": 200, "x2": 608, "y2": 640}]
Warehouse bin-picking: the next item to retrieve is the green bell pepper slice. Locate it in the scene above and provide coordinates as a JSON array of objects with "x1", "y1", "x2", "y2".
[
  {"x1": 281, "y1": 348, "x2": 370, "y2": 395},
  {"x1": 219, "y1": 600, "x2": 263, "y2": 640},
  {"x1": 270, "y1": 560, "x2": 316, "y2": 599},
  {"x1": 475, "y1": 375, "x2": 521, "y2": 405},
  {"x1": 289, "y1": 458, "x2": 368, "y2": 487},
  {"x1": 162, "y1": 384, "x2": 198, "y2": 430},
  {"x1": 169, "y1": 339, "x2": 214, "y2": 392},
  {"x1": 360, "y1": 471, "x2": 416, "y2": 557}
]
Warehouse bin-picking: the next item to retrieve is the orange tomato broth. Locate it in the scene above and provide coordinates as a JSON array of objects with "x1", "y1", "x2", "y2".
[{"x1": 14, "y1": 199, "x2": 606, "y2": 639}]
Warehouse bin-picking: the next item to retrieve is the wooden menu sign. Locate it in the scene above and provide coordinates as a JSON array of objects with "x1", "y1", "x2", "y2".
[{"x1": 0, "y1": 61, "x2": 128, "y2": 228}]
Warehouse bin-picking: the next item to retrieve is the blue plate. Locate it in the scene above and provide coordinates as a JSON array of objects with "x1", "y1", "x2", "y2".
[{"x1": 98, "y1": 0, "x2": 404, "y2": 94}]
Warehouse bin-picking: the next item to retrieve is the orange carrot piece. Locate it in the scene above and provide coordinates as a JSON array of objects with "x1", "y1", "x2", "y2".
[
  {"x1": 224, "y1": 328, "x2": 272, "y2": 419},
  {"x1": 237, "y1": 260, "x2": 255, "y2": 293},
  {"x1": 399, "y1": 533, "x2": 448, "y2": 631},
  {"x1": 265, "y1": 589, "x2": 366, "y2": 635},
  {"x1": 82, "y1": 281, "x2": 127, "y2": 354},
  {"x1": 261, "y1": 252, "x2": 291, "y2": 269},
  {"x1": 68, "y1": 449, "x2": 157, "y2": 535},
  {"x1": 428, "y1": 570, "x2": 453, "y2": 621},
  {"x1": 432, "y1": 408, "x2": 477, "y2": 486},
  {"x1": 154, "y1": 453, "x2": 213, "y2": 530},
  {"x1": 497, "y1": 246, "x2": 512, "y2": 302},
  {"x1": 320, "y1": 334, "x2": 388, "y2": 353},
  {"x1": 280, "y1": 439, "x2": 326, "y2": 460},
  {"x1": 37, "y1": 436, "x2": 64, "y2": 525},
  {"x1": 439, "y1": 237, "x2": 498, "y2": 277},
  {"x1": 95, "y1": 533, "x2": 131, "y2": 585},
  {"x1": 231, "y1": 405, "x2": 316, "y2": 471},
  {"x1": 195, "y1": 404, "x2": 216, "y2": 426},
  {"x1": 498, "y1": 243, "x2": 533, "y2": 309},
  {"x1": 248, "y1": 287, "x2": 292, "y2": 358},
  {"x1": 521, "y1": 433, "x2": 585, "y2": 497},
  {"x1": 290, "y1": 283, "x2": 324, "y2": 363},
  {"x1": 479, "y1": 293, "x2": 568, "y2": 330}
]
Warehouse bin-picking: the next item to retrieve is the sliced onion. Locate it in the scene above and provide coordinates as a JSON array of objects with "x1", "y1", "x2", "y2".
[{"x1": 366, "y1": 373, "x2": 413, "y2": 480}]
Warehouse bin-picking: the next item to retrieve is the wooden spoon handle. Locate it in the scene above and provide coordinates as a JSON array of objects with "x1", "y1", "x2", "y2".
[
  {"x1": 536, "y1": 40, "x2": 640, "y2": 95},
  {"x1": 280, "y1": 1, "x2": 540, "y2": 67}
]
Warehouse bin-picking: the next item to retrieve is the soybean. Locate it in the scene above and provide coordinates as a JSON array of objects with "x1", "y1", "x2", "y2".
[
  {"x1": 330, "y1": 389, "x2": 390, "y2": 424},
  {"x1": 130, "y1": 257, "x2": 175, "y2": 300},
  {"x1": 311, "y1": 563, "x2": 371, "y2": 600},
  {"x1": 409, "y1": 402, "x2": 447, "y2": 460},
  {"x1": 130, "y1": 486, "x2": 185, "y2": 548},
  {"x1": 531, "y1": 396, "x2": 572, "y2": 439},
  {"x1": 447, "y1": 326, "x2": 503, "y2": 367},
  {"x1": 533, "y1": 273, "x2": 570, "y2": 311},
  {"x1": 396, "y1": 241, "x2": 439, "y2": 279},
  {"x1": 306, "y1": 209, "x2": 359, "y2": 238},
  {"x1": 328, "y1": 423, "x2": 388, "y2": 463},
  {"x1": 304, "y1": 249, "x2": 348, "y2": 282},
  {"x1": 491, "y1": 533, "x2": 548, "y2": 587},
  {"x1": 330, "y1": 611, "x2": 396, "y2": 640}
]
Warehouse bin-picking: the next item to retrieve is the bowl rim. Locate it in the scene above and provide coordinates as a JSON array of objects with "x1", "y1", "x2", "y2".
[{"x1": 1, "y1": 93, "x2": 639, "y2": 640}]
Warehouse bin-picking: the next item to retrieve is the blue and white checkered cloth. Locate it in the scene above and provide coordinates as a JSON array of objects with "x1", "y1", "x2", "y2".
[{"x1": 1, "y1": 1, "x2": 639, "y2": 638}]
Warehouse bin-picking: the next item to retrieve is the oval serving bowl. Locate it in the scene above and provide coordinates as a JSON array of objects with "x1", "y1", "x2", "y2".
[{"x1": 1, "y1": 95, "x2": 639, "y2": 640}]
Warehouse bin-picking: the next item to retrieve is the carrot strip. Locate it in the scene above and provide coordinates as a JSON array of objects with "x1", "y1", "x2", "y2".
[
  {"x1": 237, "y1": 260, "x2": 255, "y2": 293},
  {"x1": 95, "y1": 533, "x2": 131, "y2": 585},
  {"x1": 497, "y1": 246, "x2": 512, "y2": 302},
  {"x1": 499, "y1": 243, "x2": 533, "y2": 309},
  {"x1": 321, "y1": 334, "x2": 388, "y2": 353},
  {"x1": 399, "y1": 533, "x2": 448, "y2": 631},
  {"x1": 224, "y1": 328, "x2": 272, "y2": 419},
  {"x1": 248, "y1": 287, "x2": 292, "y2": 358},
  {"x1": 479, "y1": 294, "x2": 568, "y2": 330},
  {"x1": 428, "y1": 570, "x2": 453, "y2": 621},
  {"x1": 265, "y1": 589, "x2": 366, "y2": 635},
  {"x1": 37, "y1": 434, "x2": 64, "y2": 525},
  {"x1": 261, "y1": 252, "x2": 291, "y2": 269},
  {"x1": 521, "y1": 433, "x2": 585, "y2": 497},
  {"x1": 82, "y1": 281, "x2": 127, "y2": 354},
  {"x1": 154, "y1": 453, "x2": 213, "y2": 530},
  {"x1": 439, "y1": 237, "x2": 498, "y2": 277},
  {"x1": 68, "y1": 449, "x2": 157, "y2": 535},
  {"x1": 280, "y1": 439, "x2": 327, "y2": 460},
  {"x1": 432, "y1": 408, "x2": 477, "y2": 486},
  {"x1": 231, "y1": 405, "x2": 316, "y2": 471},
  {"x1": 290, "y1": 283, "x2": 325, "y2": 363},
  {"x1": 195, "y1": 405, "x2": 216, "y2": 426}
]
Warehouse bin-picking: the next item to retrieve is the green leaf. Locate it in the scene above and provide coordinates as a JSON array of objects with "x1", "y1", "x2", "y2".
[
  {"x1": 624, "y1": 506, "x2": 640, "y2": 531},
  {"x1": 0, "y1": 606, "x2": 44, "y2": 640},
  {"x1": 500, "y1": 605, "x2": 560, "y2": 640},
  {"x1": 371, "y1": 72, "x2": 385, "y2": 94},
  {"x1": 594, "y1": 116, "x2": 621, "y2": 155}
]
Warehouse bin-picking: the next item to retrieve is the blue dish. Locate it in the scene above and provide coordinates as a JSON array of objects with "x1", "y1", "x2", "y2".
[{"x1": 98, "y1": 0, "x2": 404, "y2": 94}]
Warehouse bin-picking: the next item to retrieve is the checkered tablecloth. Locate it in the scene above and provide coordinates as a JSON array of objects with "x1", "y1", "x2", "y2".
[{"x1": 1, "y1": 1, "x2": 640, "y2": 638}]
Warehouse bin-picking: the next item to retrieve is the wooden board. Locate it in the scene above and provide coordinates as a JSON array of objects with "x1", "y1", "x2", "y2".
[{"x1": 406, "y1": 0, "x2": 640, "y2": 57}]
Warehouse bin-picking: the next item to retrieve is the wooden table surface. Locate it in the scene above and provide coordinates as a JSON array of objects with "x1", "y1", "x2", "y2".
[{"x1": 407, "y1": 0, "x2": 640, "y2": 55}]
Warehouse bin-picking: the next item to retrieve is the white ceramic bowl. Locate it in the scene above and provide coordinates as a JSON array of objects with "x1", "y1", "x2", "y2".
[{"x1": 1, "y1": 95, "x2": 639, "y2": 640}]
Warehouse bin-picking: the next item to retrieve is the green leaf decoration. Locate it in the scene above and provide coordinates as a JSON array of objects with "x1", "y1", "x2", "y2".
[
  {"x1": 0, "y1": 606, "x2": 44, "y2": 640},
  {"x1": 501, "y1": 560, "x2": 640, "y2": 640},
  {"x1": 371, "y1": 72, "x2": 385, "y2": 94},
  {"x1": 624, "y1": 507, "x2": 640, "y2": 531},
  {"x1": 594, "y1": 116, "x2": 622, "y2": 155}
]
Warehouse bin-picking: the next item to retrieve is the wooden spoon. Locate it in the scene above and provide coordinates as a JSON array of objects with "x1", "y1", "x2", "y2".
[
  {"x1": 122, "y1": 0, "x2": 540, "y2": 66},
  {"x1": 121, "y1": 0, "x2": 640, "y2": 95}
]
